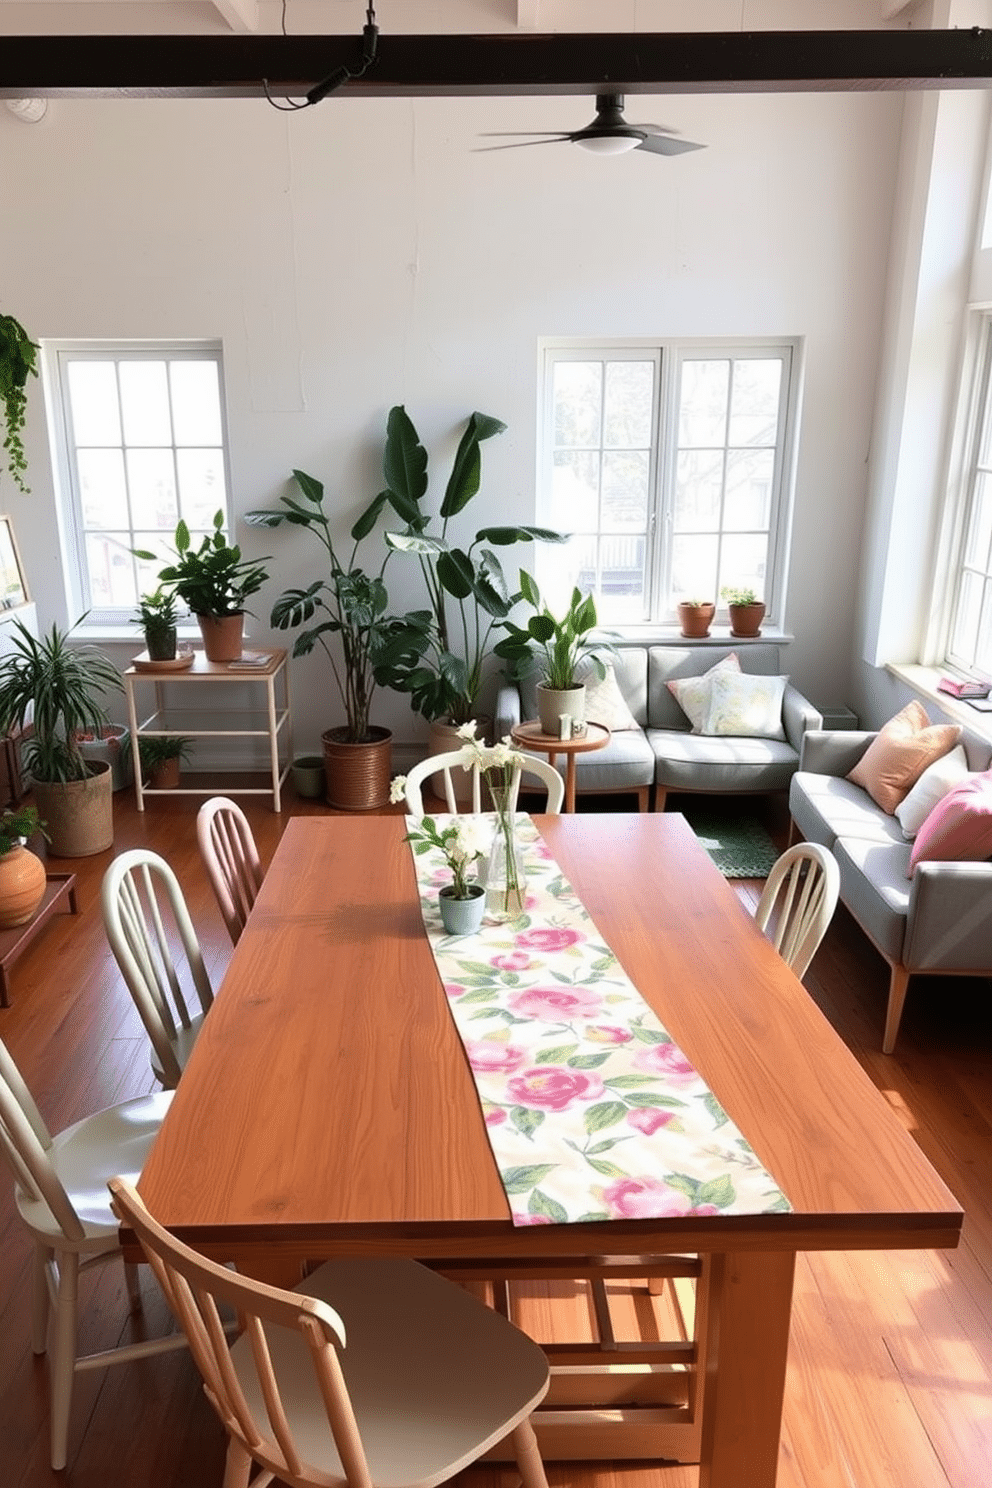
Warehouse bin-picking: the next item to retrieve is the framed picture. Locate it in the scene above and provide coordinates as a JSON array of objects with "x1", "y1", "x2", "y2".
[{"x1": 0, "y1": 517, "x2": 29, "y2": 609}]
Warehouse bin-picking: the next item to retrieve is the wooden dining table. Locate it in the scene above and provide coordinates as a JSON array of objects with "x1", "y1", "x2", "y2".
[{"x1": 136, "y1": 812, "x2": 962, "y2": 1484}]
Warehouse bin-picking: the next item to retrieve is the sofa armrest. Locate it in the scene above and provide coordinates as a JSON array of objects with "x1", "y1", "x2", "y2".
[
  {"x1": 905, "y1": 859, "x2": 992, "y2": 970},
  {"x1": 494, "y1": 682, "x2": 522, "y2": 741},
  {"x1": 798, "y1": 729, "x2": 877, "y2": 776},
  {"x1": 782, "y1": 686, "x2": 823, "y2": 753}
]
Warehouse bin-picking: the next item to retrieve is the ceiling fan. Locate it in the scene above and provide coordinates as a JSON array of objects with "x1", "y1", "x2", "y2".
[{"x1": 477, "y1": 92, "x2": 705, "y2": 158}]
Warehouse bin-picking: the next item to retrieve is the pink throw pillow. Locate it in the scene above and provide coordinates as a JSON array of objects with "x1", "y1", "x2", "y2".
[
  {"x1": 908, "y1": 770, "x2": 992, "y2": 876},
  {"x1": 847, "y1": 700, "x2": 960, "y2": 815}
]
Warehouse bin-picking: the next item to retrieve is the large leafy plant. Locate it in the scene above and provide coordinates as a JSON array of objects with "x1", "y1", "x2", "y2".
[
  {"x1": 0, "y1": 620, "x2": 122, "y2": 783},
  {"x1": 494, "y1": 571, "x2": 612, "y2": 689},
  {"x1": 374, "y1": 406, "x2": 566, "y2": 726},
  {"x1": 0, "y1": 312, "x2": 39, "y2": 494},
  {"x1": 247, "y1": 470, "x2": 425, "y2": 744},
  {"x1": 135, "y1": 511, "x2": 269, "y2": 618}
]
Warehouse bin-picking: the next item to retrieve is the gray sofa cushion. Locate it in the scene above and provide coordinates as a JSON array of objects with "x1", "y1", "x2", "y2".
[
  {"x1": 789, "y1": 771, "x2": 905, "y2": 850},
  {"x1": 833, "y1": 837, "x2": 912, "y2": 962},
  {"x1": 648, "y1": 728, "x2": 800, "y2": 794},
  {"x1": 563, "y1": 728, "x2": 656, "y2": 791}
]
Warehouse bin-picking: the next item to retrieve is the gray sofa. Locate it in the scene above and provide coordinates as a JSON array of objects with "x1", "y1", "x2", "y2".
[
  {"x1": 496, "y1": 642, "x2": 822, "y2": 812},
  {"x1": 789, "y1": 726, "x2": 992, "y2": 1053}
]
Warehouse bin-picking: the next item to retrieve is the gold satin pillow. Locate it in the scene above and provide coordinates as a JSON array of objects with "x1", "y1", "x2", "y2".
[{"x1": 847, "y1": 700, "x2": 961, "y2": 815}]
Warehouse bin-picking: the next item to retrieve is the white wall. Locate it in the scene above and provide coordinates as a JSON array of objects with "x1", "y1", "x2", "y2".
[{"x1": 1, "y1": 83, "x2": 902, "y2": 749}]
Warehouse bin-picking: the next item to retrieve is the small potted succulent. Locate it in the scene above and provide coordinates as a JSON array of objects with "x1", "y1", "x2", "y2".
[
  {"x1": 676, "y1": 598, "x2": 716, "y2": 639},
  {"x1": 133, "y1": 586, "x2": 180, "y2": 662},
  {"x1": 721, "y1": 585, "x2": 766, "y2": 638},
  {"x1": 0, "y1": 804, "x2": 48, "y2": 929}
]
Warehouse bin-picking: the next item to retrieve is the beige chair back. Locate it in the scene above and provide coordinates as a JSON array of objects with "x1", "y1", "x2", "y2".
[
  {"x1": 102, "y1": 850, "x2": 213, "y2": 1088},
  {"x1": 0, "y1": 1038, "x2": 83, "y2": 1242},
  {"x1": 196, "y1": 796, "x2": 264, "y2": 943},
  {"x1": 754, "y1": 841, "x2": 840, "y2": 980}
]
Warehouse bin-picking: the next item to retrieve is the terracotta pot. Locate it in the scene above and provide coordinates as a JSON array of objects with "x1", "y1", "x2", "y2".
[
  {"x1": 728, "y1": 602, "x2": 766, "y2": 639},
  {"x1": 196, "y1": 612, "x2": 245, "y2": 663},
  {"x1": 0, "y1": 843, "x2": 47, "y2": 929},
  {"x1": 321, "y1": 726, "x2": 392, "y2": 811},
  {"x1": 536, "y1": 682, "x2": 586, "y2": 737},
  {"x1": 678, "y1": 602, "x2": 715, "y2": 639},
  {"x1": 33, "y1": 762, "x2": 114, "y2": 858},
  {"x1": 149, "y1": 757, "x2": 181, "y2": 790}
]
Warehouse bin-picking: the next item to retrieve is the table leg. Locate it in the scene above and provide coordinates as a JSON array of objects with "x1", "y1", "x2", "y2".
[
  {"x1": 698, "y1": 1249, "x2": 795, "y2": 1488},
  {"x1": 564, "y1": 755, "x2": 578, "y2": 813}
]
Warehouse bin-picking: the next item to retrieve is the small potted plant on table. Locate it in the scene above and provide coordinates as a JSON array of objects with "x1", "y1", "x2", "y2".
[
  {"x1": 494, "y1": 572, "x2": 613, "y2": 736},
  {"x1": 133, "y1": 586, "x2": 180, "y2": 662},
  {"x1": 134, "y1": 512, "x2": 269, "y2": 663},
  {"x1": 400, "y1": 812, "x2": 490, "y2": 936}
]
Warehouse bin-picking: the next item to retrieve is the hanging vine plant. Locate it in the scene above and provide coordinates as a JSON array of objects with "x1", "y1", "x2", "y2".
[{"x1": 0, "y1": 313, "x2": 39, "y2": 494}]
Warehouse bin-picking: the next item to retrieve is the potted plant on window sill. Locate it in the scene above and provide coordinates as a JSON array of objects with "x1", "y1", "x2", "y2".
[
  {"x1": 133, "y1": 512, "x2": 269, "y2": 663},
  {"x1": 721, "y1": 585, "x2": 766, "y2": 639},
  {"x1": 0, "y1": 620, "x2": 122, "y2": 857},
  {"x1": 494, "y1": 572, "x2": 615, "y2": 736},
  {"x1": 0, "y1": 804, "x2": 48, "y2": 929},
  {"x1": 677, "y1": 598, "x2": 716, "y2": 639}
]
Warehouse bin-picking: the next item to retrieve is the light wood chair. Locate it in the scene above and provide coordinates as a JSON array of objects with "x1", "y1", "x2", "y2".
[
  {"x1": 101, "y1": 849, "x2": 214, "y2": 1089},
  {"x1": 0, "y1": 1038, "x2": 187, "y2": 1470},
  {"x1": 754, "y1": 841, "x2": 841, "y2": 980},
  {"x1": 404, "y1": 751, "x2": 565, "y2": 817},
  {"x1": 109, "y1": 1176, "x2": 551, "y2": 1488},
  {"x1": 196, "y1": 796, "x2": 264, "y2": 944}
]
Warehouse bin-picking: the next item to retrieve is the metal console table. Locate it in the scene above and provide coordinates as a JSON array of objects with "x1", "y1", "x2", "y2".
[{"x1": 124, "y1": 648, "x2": 292, "y2": 812}]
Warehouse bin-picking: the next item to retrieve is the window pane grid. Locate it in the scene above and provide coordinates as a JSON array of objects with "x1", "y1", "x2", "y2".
[{"x1": 58, "y1": 348, "x2": 228, "y2": 617}]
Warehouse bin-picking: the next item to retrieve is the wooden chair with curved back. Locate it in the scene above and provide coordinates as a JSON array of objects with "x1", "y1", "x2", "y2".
[
  {"x1": 110, "y1": 1176, "x2": 551, "y2": 1488},
  {"x1": 0, "y1": 1037, "x2": 186, "y2": 1470},
  {"x1": 754, "y1": 841, "x2": 841, "y2": 980},
  {"x1": 404, "y1": 750, "x2": 565, "y2": 818},
  {"x1": 101, "y1": 849, "x2": 214, "y2": 1089},
  {"x1": 196, "y1": 795, "x2": 264, "y2": 944}
]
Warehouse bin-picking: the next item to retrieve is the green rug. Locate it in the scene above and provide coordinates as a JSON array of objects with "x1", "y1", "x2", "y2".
[{"x1": 679, "y1": 803, "x2": 781, "y2": 879}]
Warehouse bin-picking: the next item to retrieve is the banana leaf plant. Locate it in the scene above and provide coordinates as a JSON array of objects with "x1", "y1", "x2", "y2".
[
  {"x1": 372, "y1": 405, "x2": 567, "y2": 726},
  {"x1": 246, "y1": 471, "x2": 428, "y2": 744}
]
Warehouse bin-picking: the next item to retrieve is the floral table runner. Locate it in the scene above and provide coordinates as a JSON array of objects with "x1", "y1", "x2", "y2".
[{"x1": 407, "y1": 814, "x2": 791, "y2": 1227}]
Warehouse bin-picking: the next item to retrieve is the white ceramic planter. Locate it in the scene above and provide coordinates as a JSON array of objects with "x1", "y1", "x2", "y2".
[{"x1": 536, "y1": 682, "x2": 586, "y2": 736}]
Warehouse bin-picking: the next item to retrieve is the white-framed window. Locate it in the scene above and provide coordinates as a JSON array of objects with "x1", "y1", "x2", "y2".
[
  {"x1": 943, "y1": 312, "x2": 992, "y2": 680},
  {"x1": 46, "y1": 341, "x2": 231, "y2": 624},
  {"x1": 538, "y1": 339, "x2": 801, "y2": 627}
]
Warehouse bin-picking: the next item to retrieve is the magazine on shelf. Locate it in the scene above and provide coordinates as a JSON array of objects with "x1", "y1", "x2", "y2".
[{"x1": 227, "y1": 651, "x2": 274, "y2": 670}]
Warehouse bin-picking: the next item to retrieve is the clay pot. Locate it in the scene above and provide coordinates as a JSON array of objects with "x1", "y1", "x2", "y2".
[
  {"x1": 0, "y1": 843, "x2": 46, "y2": 929},
  {"x1": 196, "y1": 613, "x2": 245, "y2": 663},
  {"x1": 678, "y1": 602, "x2": 716, "y2": 639},
  {"x1": 728, "y1": 602, "x2": 766, "y2": 639}
]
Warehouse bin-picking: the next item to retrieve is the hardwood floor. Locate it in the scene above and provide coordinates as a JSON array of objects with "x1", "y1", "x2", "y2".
[{"x1": 1, "y1": 787, "x2": 990, "y2": 1487}]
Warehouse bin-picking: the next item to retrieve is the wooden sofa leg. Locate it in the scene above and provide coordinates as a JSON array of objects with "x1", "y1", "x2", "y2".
[
  {"x1": 654, "y1": 785, "x2": 667, "y2": 813},
  {"x1": 882, "y1": 966, "x2": 911, "y2": 1055},
  {"x1": 637, "y1": 786, "x2": 649, "y2": 813}
]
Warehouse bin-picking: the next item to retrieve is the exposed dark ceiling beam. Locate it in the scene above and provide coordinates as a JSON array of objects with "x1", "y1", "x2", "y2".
[{"x1": 1, "y1": 29, "x2": 991, "y2": 101}]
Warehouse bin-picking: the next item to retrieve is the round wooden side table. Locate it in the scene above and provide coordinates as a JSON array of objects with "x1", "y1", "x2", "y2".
[{"x1": 510, "y1": 720, "x2": 611, "y2": 813}]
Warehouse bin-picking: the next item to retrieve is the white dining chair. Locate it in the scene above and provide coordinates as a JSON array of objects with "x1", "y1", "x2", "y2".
[
  {"x1": 404, "y1": 750, "x2": 565, "y2": 818},
  {"x1": 196, "y1": 795, "x2": 264, "y2": 944},
  {"x1": 102, "y1": 849, "x2": 214, "y2": 1089},
  {"x1": 109, "y1": 1176, "x2": 551, "y2": 1488},
  {"x1": 0, "y1": 1037, "x2": 187, "y2": 1471},
  {"x1": 754, "y1": 841, "x2": 841, "y2": 980}
]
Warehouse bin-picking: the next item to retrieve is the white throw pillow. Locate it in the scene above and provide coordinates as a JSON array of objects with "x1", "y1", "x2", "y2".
[
  {"x1": 701, "y1": 670, "x2": 787, "y2": 740},
  {"x1": 581, "y1": 663, "x2": 640, "y2": 731},
  {"x1": 894, "y1": 744, "x2": 970, "y2": 839},
  {"x1": 667, "y1": 653, "x2": 741, "y2": 733}
]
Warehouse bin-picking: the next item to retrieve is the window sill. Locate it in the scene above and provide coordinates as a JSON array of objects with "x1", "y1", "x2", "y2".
[
  {"x1": 887, "y1": 662, "x2": 992, "y2": 744},
  {"x1": 603, "y1": 625, "x2": 794, "y2": 646}
]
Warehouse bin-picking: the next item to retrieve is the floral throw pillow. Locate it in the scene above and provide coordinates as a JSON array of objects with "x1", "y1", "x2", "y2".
[
  {"x1": 847, "y1": 700, "x2": 961, "y2": 815},
  {"x1": 701, "y1": 671, "x2": 787, "y2": 740},
  {"x1": 667, "y1": 652, "x2": 741, "y2": 734}
]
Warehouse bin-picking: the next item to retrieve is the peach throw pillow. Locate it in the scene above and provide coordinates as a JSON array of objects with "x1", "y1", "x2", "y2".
[{"x1": 847, "y1": 700, "x2": 961, "y2": 815}]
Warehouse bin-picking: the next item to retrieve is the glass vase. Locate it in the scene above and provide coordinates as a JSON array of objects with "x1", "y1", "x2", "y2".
[{"x1": 483, "y1": 784, "x2": 527, "y2": 919}]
